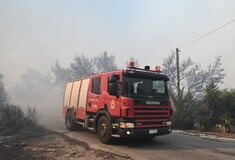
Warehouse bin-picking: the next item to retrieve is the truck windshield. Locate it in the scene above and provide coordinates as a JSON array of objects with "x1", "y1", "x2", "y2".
[{"x1": 123, "y1": 76, "x2": 168, "y2": 98}]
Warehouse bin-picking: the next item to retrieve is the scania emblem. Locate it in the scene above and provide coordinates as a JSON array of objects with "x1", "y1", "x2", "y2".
[{"x1": 146, "y1": 101, "x2": 160, "y2": 105}]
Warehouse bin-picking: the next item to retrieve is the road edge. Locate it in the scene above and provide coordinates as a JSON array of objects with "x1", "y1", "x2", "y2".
[{"x1": 173, "y1": 130, "x2": 235, "y2": 143}]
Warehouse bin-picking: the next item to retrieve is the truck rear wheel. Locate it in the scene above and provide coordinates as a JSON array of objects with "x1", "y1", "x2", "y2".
[
  {"x1": 65, "y1": 111, "x2": 76, "y2": 131},
  {"x1": 97, "y1": 116, "x2": 112, "y2": 144}
]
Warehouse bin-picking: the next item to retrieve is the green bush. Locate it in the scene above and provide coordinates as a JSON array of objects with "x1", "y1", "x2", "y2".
[{"x1": 220, "y1": 111, "x2": 234, "y2": 133}]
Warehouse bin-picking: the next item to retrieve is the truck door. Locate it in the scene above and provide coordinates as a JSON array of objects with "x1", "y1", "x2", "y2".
[
  {"x1": 107, "y1": 74, "x2": 122, "y2": 117},
  {"x1": 87, "y1": 77, "x2": 102, "y2": 113}
]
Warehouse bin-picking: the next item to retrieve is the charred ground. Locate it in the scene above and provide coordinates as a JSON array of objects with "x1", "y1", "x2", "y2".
[
  {"x1": 0, "y1": 127, "x2": 132, "y2": 160},
  {"x1": 0, "y1": 102, "x2": 131, "y2": 160}
]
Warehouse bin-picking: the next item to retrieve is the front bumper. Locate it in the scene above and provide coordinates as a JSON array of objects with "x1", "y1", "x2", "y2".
[{"x1": 116, "y1": 126, "x2": 172, "y2": 138}]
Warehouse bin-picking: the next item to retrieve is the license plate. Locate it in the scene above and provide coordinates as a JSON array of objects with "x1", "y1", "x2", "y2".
[{"x1": 149, "y1": 129, "x2": 158, "y2": 134}]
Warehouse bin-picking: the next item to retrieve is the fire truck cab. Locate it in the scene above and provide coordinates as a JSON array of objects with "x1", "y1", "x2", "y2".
[{"x1": 63, "y1": 63, "x2": 172, "y2": 144}]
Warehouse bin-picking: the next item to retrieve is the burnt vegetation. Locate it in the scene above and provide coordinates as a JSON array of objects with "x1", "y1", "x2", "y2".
[
  {"x1": 0, "y1": 74, "x2": 42, "y2": 136},
  {"x1": 0, "y1": 74, "x2": 50, "y2": 160}
]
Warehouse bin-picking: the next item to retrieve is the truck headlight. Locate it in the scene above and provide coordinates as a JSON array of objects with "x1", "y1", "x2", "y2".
[
  {"x1": 126, "y1": 123, "x2": 134, "y2": 128},
  {"x1": 166, "y1": 121, "x2": 171, "y2": 126},
  {"x1": 120, "y1": 122, "x2": 134, "y2": 128},
  {"x1": 163, "y1": 121, "x2": 172, "y2": 126},
  {"x1": 120, "y1": 122, "x2": 126, "y2": 128}
]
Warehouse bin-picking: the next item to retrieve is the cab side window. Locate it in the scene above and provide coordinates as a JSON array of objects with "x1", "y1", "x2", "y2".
[
  {"x1": 92, "y1": 77, "x2": 101, "y2": 94},
  {"x1": 108, "y1": 74, "x2": 120, "y2": 96}
]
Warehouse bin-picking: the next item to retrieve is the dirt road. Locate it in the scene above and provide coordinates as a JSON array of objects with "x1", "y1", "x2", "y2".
[
  {"x1": 0, "y1": 125, "x2": 132, "y2": 160},
  {"x1": 39, "y1": 114, "x2": 235, "y2": 160}
]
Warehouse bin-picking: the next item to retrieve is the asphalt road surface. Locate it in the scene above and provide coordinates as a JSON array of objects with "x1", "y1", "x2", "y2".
[{"x1": 40, "y1": 115, "x2": 235, "y2": 160}]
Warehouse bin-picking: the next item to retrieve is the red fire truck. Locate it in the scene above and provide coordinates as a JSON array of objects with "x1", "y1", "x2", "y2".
[{"x1": 63, "y1": 62, "x2": 172, "y2": 144}]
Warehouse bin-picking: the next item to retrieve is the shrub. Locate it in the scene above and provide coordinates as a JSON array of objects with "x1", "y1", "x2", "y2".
[
  {"x1": 0, "y1": 104, "x2": 39, "y2": 135},
  {"x1": 220, "y1": 111, "x2": 234, "y2": 133}
]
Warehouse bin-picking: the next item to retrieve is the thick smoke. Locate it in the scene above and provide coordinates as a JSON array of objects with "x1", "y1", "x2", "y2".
[{"x1": 9, "y1": 52, "x2": 117, "y2": 127}]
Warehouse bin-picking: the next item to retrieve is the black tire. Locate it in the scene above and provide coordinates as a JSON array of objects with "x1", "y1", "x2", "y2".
[
  {"x1": 65, "y1": 111, "x2": 76, "y2": 131},
  {"x1": 97, "y1": 116, "x2": 112, "y2": 144}
]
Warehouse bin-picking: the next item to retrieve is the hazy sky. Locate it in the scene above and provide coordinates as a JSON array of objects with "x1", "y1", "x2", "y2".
[{"x1": 0, "y1": 0, "x2": 235, "y2": 90}]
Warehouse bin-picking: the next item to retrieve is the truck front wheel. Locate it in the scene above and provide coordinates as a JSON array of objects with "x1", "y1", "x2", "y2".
[
  {"x1": 97, "y1": 116, "x2": 112, "y2": 144},
  {"x1": 65, "y1": 111, "x2": 76, "y2": 131}
]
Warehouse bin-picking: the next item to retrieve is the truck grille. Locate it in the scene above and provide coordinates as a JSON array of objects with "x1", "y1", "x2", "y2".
[{"x1": 134, "y1": 105, "x2": 171, "y2": 129}]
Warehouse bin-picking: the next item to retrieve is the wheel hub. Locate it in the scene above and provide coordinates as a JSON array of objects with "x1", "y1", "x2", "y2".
[{"x1": 100, "y1": 122, "x2": 107, "y2": 137}]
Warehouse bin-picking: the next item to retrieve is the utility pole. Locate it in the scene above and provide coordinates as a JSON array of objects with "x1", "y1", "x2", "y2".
[{"x1": 176, "y1": 48, "x2": 180, "y2": 96}]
